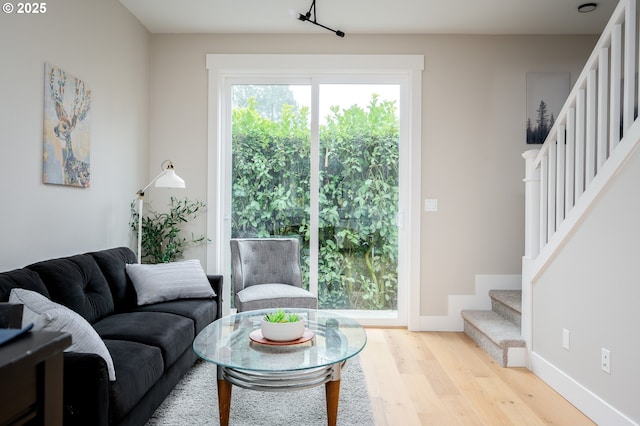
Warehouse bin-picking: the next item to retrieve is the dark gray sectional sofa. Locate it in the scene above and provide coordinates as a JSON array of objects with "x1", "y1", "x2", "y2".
[{"x1": 0, "y1": 247, "x2": 222, "y2": 426}]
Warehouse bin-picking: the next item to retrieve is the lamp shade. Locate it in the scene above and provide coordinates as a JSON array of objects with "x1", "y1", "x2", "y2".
[{"x1": 155, "y1": 169, "x2": 185, "y2": 189}]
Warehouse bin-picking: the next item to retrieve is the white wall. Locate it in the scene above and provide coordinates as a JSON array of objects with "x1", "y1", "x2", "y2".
[
  {"x1": 149, "y1": 33, "x2": 597, "y2": 316},
  {"x1": 0, "y1": 0, "x2": 150, "y2": 270},
  {"x1": 533, "y1": 145, "x2": 640, "y2": 423},
  {"x1": 418, "y1": 35, "x2": 596, "y2": 317}
]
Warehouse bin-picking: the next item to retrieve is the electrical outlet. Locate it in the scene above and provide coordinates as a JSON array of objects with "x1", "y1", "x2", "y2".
[
  {"x1": 562, "y1": 329, "x2": 570, "y2": 350},
  {"x1": 601, "y1": 348, "x2": 611, "y2": 374}
]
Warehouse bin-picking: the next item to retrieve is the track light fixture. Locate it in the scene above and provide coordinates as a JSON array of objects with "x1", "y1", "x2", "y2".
[{"x1": 296, "y1": 0, "x2": 345, "y2": 38}]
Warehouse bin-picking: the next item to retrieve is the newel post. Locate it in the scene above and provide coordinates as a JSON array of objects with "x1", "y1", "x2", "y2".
[
  {"x1": 522, "y1": 150, "x2": 541, "y2": 259},
  {"x1": 521, "y1": 149, "x2": 541, "y2": 367}
]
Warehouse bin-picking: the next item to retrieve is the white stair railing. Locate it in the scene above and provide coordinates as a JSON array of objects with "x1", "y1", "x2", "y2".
[
  {"x1": 523, "y1": 0, "x2": 638, "y2": 261},
  {"x1": 521, "y1": 0, "x2": 640, "y2": 365}
]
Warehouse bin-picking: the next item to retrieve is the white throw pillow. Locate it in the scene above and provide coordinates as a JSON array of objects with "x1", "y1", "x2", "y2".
[
  {"x1": 9, "y1": 288, "x2": 116, "y2": 381},
  {"x1": 126, "y1": 259, "x2": 215, "y2": 306}
]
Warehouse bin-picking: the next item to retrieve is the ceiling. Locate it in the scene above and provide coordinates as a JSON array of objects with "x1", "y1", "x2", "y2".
[{"x1": 120, "y1": 0, "x2": 619, "y2": 36}]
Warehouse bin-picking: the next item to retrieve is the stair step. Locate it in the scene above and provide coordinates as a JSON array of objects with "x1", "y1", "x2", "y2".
[
  {"x1": 461, "y1": 310, "x2": 525, "y2": 367},
  {"x1": 461, "y1": 310, "x2": 524, "y2": 346},
  {"x1": 489, "y1": 289, "x2": 522, "y2": 326},
  {"x1": 489, "y1": 289, "x2": 521, "y2": 313}
]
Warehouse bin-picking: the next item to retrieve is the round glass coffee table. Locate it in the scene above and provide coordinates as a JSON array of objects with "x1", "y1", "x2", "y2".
[{"x1": 193, "y1": 308, "x2": 367, "y2": 426}]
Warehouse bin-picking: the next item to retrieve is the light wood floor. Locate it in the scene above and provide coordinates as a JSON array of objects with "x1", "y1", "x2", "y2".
[{"x1": 358, "y1": 328, "x2": 595, "y2": 425}]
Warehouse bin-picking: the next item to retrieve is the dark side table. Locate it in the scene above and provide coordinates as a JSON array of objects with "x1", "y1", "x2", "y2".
[{"x1": 0, "y1": 331, "x2": 72, "y2": 425}]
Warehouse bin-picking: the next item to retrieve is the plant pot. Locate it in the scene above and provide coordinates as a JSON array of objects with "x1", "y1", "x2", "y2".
[{"x1": 260, "y1": 318, "x2": 305, "y2": 342}]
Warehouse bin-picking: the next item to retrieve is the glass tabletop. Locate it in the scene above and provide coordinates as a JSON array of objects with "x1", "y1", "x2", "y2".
[{"x1": 193, "y1": 308, "x2": 367, "y2": 372}]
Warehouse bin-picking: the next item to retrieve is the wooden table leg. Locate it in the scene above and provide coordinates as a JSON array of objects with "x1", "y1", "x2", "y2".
[
  {"x1": 325, "y1": 379, "x2": 341, "y2": 426},
  {"x1": 43, "y1": 352, "x2": 65, "y2": 426},
  {"x1": 217, "y1": 379, "x2": 232, "y2": 426}
]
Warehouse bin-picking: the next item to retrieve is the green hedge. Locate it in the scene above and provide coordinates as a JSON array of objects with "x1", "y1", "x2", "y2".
[{"x1": 232, "y1": 96, "x2": 399, "y2": 310}]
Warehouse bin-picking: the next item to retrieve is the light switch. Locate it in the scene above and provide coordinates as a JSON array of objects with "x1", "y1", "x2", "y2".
[{"x1": 424, "y1": 199, "x2": 438, "y2": 212}]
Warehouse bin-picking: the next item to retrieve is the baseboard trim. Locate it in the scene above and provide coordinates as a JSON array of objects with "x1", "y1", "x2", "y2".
[
  {"x1": 506, "y1": 347, "x2": 527, "y2": 367},
  {"x1": 417, "y1": 274, "x2": 521, "y2": 331},
  {"x1": 530, "y1": 352, "x2": 638, "y2": 425}
]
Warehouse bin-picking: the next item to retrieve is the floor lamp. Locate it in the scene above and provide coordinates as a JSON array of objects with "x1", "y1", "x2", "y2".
[{"x1": 136, "y1": 160, "x2": 185, "y2": 263}]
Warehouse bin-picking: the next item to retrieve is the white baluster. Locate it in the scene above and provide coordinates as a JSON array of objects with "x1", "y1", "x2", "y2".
[
  {"x1": 575, "y1": 89, "x2": 586, "y2": 199},
  {"x1": 548, "y1": 141, "x2": 557, "y2": 241},
  {"x1": 597, "y1": 47, "x2": 610, "y2": 172},
  {"x1": 522, "y1": 150, "x2": 541, "y2": 258},
  {"x1": 565, "y1": 107, "x2": 576, "y2": 213},
  {"x1": 540, "y1": 154, "x2": 548, "y2": 249},
  {"x1": 623, "y1": 0, "x2": 636, "y2": 135},
  {"x1": 556, "y1": 125, "x2": 566, "y2": 225},
  {"x1": 586, "y1": 69, "x2": 597, "y2": 185},
  {"x1": 610, "y1": 24, "x2": 622, "y2": 152}
]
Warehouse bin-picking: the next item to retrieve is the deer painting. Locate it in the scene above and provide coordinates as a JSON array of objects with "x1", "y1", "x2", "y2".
[{"x1": 44, "y1": 64, "x2": 91, "y2": 187}]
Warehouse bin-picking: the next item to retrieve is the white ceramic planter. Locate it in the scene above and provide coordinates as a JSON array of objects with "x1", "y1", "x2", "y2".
[{"x1": 260, "y1": 318, "x2": 305, "y2": 341}]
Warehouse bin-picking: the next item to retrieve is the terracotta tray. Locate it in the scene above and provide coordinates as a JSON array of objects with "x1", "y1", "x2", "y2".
[{"x1": 249, "y1": 329, "x2": 315, "y2": 346}]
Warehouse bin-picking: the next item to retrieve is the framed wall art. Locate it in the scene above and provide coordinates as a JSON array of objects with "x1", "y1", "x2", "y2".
[
  {"x1": 526, "y1": 72, "x2": 570, "y2": 144},
  {"x1": 43, "y1": 63, "x2": 91, "y2": 187}
]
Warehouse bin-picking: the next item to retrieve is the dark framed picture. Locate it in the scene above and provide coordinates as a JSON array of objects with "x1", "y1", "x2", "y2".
[{"x1": 526, "y1": 72, "x2": 570, "y2": 144}]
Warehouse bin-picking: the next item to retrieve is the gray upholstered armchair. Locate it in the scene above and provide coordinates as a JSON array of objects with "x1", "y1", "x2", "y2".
[{"x1": 230, "y1": 238, "x2": 318, "y2": 312}]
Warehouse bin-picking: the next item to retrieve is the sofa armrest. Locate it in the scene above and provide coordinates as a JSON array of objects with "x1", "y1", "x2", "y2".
[
  {"x1": 207, "y1": 275, "x2": 223, "y2": 320},
  {"x1": 63, "y1": 352, "x2": 110, "y2": 426}
]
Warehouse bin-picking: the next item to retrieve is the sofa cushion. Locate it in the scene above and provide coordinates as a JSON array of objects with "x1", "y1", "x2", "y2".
[
  {"x1": 125, "y1": 260, "x2": 215, "y2": 306},
  {"x1": 88, "y1": 247, "x2": 138, "y2": 312},
  {"x1": 0, "y1": 268, "x2": 50, "y2": 302},
  {"x1": 92, "y1": 311, "x2": 194, "y2": 368},
  {"x1": 105, "y1": 339, "x2": 164, "y2": 423},
  {"x1": 26, "y1": 254, "x2": 114, "y2": 323},
  {"x1": 134, "y1": 299, "x2": 217, "y2": 336},
  {"x1": 9, "y1": 288, "x2": 116, "y2": 380}
]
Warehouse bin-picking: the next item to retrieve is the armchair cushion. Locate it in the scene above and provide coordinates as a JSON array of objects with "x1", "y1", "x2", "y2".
[{"x1": 235, "y1": 283, "x2": 317, "y2": 312}]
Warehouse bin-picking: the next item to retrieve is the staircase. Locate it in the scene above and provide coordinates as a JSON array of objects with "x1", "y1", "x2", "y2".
[
  {"x1": 463, "y1": 0, "x2": 640, "y2": 371},
  {"x1": 461, "y1": 290, "x2": 525, "y2": 367}
]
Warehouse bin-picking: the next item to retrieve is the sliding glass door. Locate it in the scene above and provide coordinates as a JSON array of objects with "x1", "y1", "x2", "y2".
[
  {"x1": 316, "y1": 84, "x2": 400, "y2": 312},
  {"x1": 229, "y1": 81, "x2": 401, "y2": 316}
]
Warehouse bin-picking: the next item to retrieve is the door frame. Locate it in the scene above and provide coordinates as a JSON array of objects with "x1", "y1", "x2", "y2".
[{"x1": 206, "y1": 54, "x2": 423, "y2": 329}]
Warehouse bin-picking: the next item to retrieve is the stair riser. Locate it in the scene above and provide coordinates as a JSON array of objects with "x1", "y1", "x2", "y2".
[
  {"x1": 463, "y1": 320, "x2": 508, "y2": 367},
  {"x1": 491, "y1": 299, "x2": 521, "y2": 327}
]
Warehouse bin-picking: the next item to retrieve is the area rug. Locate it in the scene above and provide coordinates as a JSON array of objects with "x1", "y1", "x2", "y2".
[{"x1": 146, "y1": 357, "x2": 374, "y2": 425}]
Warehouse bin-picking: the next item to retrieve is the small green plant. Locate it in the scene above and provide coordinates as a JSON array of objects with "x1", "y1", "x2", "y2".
[
  {"x1": 263, "y1": 310, "x2": 300, "y2": 323},
  {"x1": 130, "y1": 196, "x2": 209, "y2": 264}
]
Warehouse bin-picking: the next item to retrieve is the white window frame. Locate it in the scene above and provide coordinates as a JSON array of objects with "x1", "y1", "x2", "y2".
[{"x1": 206, "y1": 54, "x2": 423, "y2": 329}]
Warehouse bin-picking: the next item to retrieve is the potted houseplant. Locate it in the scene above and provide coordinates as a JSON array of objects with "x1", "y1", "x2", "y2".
[
  {"x1": 130, "y1": 196, "x2": 208, "y2": 264},
  {"x1": 260, "y1": 310, "x2": 305, "y2": 341}
]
